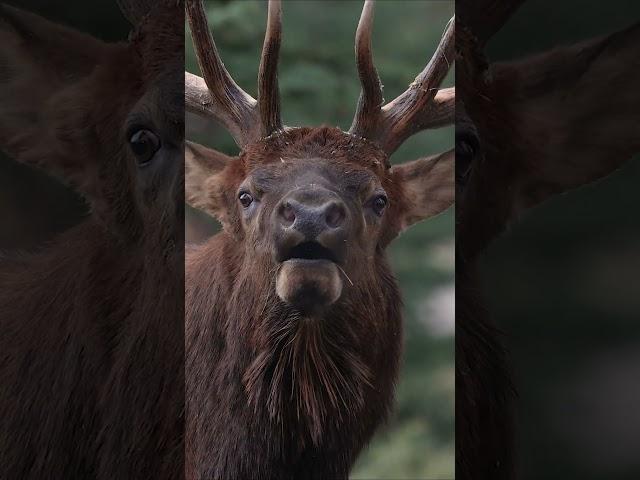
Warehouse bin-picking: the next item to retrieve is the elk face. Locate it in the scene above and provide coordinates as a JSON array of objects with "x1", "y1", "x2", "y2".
[
  {"x1": 188, "y1": 127, "x2": 454, "y2": 313},
  {"x1": 124, "y1": 65, "x2": 184, "y2": 256},
  {"x1": 0, "y1": 3, "x2": 183, "y2": 252},
  {"x1": 241, "y1": 153, "x2": 385, "y2": 312},
  {"x1": 272, "y1": 164, "x2": 387, "y2": 311}
]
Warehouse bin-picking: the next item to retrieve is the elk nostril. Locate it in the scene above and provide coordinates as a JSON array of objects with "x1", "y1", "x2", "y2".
[
  {"x1": 280, "y1": 202, "x2": 296, "y2": 226},
  {"x1": 325, "y1": 202, "x2": 346, "y2": 229}
]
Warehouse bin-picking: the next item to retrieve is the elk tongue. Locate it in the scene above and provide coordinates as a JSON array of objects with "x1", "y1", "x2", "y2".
[{"x1": 276, "y1": 259, "x2": 342, "y2": 312}]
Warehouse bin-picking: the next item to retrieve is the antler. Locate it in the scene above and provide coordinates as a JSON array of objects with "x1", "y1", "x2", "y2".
[
  {"x1": 185, "y1": 0, "x2": 283, "y2": 148},
  {"x1": 349, "y1": 0, "x2": 455, "y2": 155}
]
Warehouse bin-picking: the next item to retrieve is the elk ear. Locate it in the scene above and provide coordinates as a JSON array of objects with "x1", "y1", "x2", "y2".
[
  {"x1": 391, "y1": 149, "x2": 454, "y2": 229},
  {"x1": 491, "y1": 22, "x2": 640, "y2": 213},
  {"x1": 0, "y1": 5, "x2": 109, "y2": 178},
  {"x1": 185, "y1": 141, "x2": 234, "y2": 219}
]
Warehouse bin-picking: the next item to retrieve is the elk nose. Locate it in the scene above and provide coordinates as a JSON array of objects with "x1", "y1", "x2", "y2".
[{"x1": 277, "y1": 198, "x2": 347, "y2": 238}]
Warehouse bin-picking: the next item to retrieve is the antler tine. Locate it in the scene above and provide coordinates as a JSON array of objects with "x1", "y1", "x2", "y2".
[
  {"x1": 186, "y1": 0, "x2": 261, "y2": 148},
  {"x1": 349, "y1": 0, "x2": 384, "y2": 139},
  {"x1": 379, "y1": 15, "x2": 455, "y2": 154},
  {"x1": 348, "y1": 3, "x2": 455, "y2": 156},
  {"x1": 422, "y1": 86, "x2": 455, "y2": 129},
  {"x1": 380, "y1": 17, "x2": 455, "y2": 154},
  {"x1": 258, "y1": 0, "x2": 284, "y2": 137}
]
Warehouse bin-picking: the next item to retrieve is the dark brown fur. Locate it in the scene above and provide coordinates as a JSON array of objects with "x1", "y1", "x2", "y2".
[{"x1": 186, "y1": 128, "x2": 402, "y2": 480}]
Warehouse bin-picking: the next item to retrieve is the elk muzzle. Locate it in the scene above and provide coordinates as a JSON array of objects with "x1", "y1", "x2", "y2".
[{"x1": 273, "y1": 186, "x2": 348, "y2": 312}]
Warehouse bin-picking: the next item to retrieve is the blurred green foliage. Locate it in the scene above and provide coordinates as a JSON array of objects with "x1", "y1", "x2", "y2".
[{"x1": 186, "y1": 1, "x2": 454, "y2": 478}]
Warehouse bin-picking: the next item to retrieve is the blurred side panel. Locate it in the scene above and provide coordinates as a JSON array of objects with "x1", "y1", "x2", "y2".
[
  {"x1": 0, "y1": 1, "x2": 184, "y2": 478},
  {"x1": 457, "y1": 1, "x2": 640, "y2": 479}
]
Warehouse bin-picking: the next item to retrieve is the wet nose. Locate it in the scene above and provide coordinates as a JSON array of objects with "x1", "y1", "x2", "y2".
[
  {"x1": 274, "y1": 189, "x2": 349, "y2": 264},
  {"x1": 277, "y1": 197, "x2": 347, "y2": 239}
]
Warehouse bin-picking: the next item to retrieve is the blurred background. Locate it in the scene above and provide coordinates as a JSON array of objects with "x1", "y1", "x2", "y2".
[
  {"x1": 481, "y1": 2, "x2": 640, "y2": 479},
  {"x1": 186, "y1": 1, "x2": 455, "y2": 478}
]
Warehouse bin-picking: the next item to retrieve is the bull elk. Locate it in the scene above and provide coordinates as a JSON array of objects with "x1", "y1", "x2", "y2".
[
  {"x1": 456, "y1": 1, "x2": 640, "y2": 478},
  {"x1": 184, "y1": 0, "x2": 454, "y2": 478},
  {"x1": 0, "y1": 2, "x2": 184, "y2": 478}
]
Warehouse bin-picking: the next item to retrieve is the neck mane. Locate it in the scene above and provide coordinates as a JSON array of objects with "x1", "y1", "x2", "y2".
[
  {"x1": 241, "y1": 303, "x2": 374, "y2": 447},
  {"x1": 225, "y1": 249, "x2": 399, "y2": 448}
]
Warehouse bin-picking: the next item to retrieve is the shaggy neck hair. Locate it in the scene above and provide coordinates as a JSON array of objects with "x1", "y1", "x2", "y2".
[{"x1": 227, "y1": 251, "x2": 391, "y2": 449}]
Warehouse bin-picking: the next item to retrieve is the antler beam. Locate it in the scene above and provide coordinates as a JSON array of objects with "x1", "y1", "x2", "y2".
[
  {"x1": 349, "y1": 0, "x2": 455, "y2": 155},
  {"x1": 185, "y1": 0, "x2": 282, "y2": 148},
  {"x1": 349, "y1": 0, "x2": 384, "y2": 141},
  {"x1": 258, "y1": 0, "x2": 284, "y2": 137}
]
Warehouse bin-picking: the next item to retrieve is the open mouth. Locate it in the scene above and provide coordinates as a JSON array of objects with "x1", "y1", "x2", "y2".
[
  {"x1": 281, "y1": 241, "x2": 339, "y2": 264},
  {"x1": 276, "y1": 240, "x2": 343, "y2": 310}
]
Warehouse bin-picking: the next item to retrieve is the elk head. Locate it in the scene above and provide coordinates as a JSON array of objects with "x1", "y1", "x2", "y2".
[
  {"x1": 456, "y1": 0, "x2": 640, "y2": 261},
  {"x1": 0, "y1": 1, "x2": 184, "y2": 259},
  {"x1": 185, "y1": 0, "x2": 455, "y2": 314}
]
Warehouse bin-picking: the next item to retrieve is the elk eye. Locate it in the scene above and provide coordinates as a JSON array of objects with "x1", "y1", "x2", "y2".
[
  {"x1": 457, "y1": 139, "x2": 476, "y2": 158},
  {"x1": 129, "y1": 129, "x2": 161, "y2": 166},
  {"x1": 455, "y1": 130, "x2": 479, "y2": 181},
  {"x1": 238, "y1": 192, "x2": 254, "y2": 208},
  {"x1": 372, "y1": 195, "x2": 388, "y2": 216}
]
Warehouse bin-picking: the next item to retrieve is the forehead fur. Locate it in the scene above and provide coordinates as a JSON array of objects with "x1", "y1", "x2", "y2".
[{"x1": 240, "y1": 127, "x2": 389, "y2": 172}]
